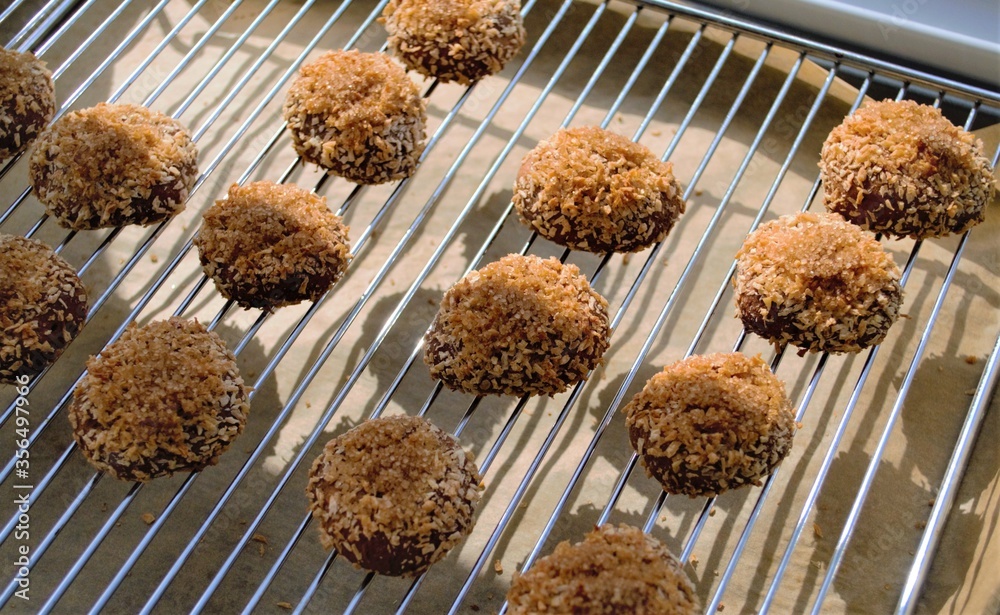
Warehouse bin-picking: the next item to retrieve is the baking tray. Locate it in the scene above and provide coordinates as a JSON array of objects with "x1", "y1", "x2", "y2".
[
  {"x1": 1, "y1": 0, "x2": 998, "y2": 613},
  {"x1": 690, "y1": 0, "x2": 1000, "y2": 93}
]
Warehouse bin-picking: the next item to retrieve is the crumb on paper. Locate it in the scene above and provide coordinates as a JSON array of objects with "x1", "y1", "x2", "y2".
[
  {"x1": 470, "y1": 606, "x2": 480, "y2": 612},
  {"x1": 253, "y1": 533, "x2": 268, "y2": 557},
  {"x1": 714, "y1": 569, "x2": 719, "y2": 576},
  {"x1": 884, "y1": 584, "x2": 892, "y2": 591},
  {"x1": 150, "y1": 254, "x2": 158, "y2": 263},
  {"x1": 276, "y1": 602, "x2": 292, "y2": 610},
  {"x1": 899, "y1": 313, "x2": 912, "y2": 319},
  {"x1": 494, "y1": 559, "x2": 503, "y2": 574},
  {"x1": 652, "y1": 129, "x2": 662, "y2": 136},
  {"x1": 915, "y1": 520, "x2": 927, "y2": 530},
  {"x1": 966, "y1": 388, "x2": 977, "y2": 396},
  {"x1": 141, "y1": 512, "x2": 156, "y2": 525},
  {"x1": 305, "y1": 402, "x2": 311, "y2": 408},
  {"x1": 965, "y1": 355, "x2": 977, "y2": 364},
  {"x1": 622, "y1": 253, "x2": 631, "y2": 265},
  {"x1": 690, "y1": 554, "x2": 699, "y2": 568},
  {"x1": 928, "y1": 498, "x2": 935, "y2": 506},
  {"x1": 717, "y1": 604, "x2": 725, "y2": 612},
  {"x1": 709, "y1": 508, "x2": 716, "y2": 517},
  {"x1": 695, "y1": 188, "x2": 703, "y2": 196},
  {"x1": 813, "y1": 523, "x2": 823, "y2": 539}
]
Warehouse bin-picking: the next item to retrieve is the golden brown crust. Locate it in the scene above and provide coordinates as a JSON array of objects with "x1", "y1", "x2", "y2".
[
  {"x1": 194, "y1": 181, "x2": 351, "y2": 311},
  {"x1": 0, "y1": 48, "x2": 55, "y2": 159},
  {"x1": 382, "y1": 0, "x2": 526, "y2": 85},
  {"x1": 0, "y1": 234, "x2": 87, "y2": 383},
  {"x1": 733, "y1": 211, "x2": 903, "y2": 354},
  {"x1": 424, "y1": 254, "x2": 611, "y2": 397},
  {"x1": 507, "y1": 524, "x2": 699, "y2": 614},
  {"x1": 29, "y1": 102, "x2": 198, "y2": 230},
  {"x1": 282, "y1": 50, "x2": 426, "y2": 184},
  {"x1": 69, "y1": 317, "x2": 248, "y2": 482},
  {"x1": 514, "y1": 126, "x2": 685, "y2": 253},
  {"x1": 820, "y1": 99, "x2": 996, "y2": 239},
  {"x1": 624, "y1": 352, "x2": 796, "y2": 498},
  {"x1": 305, "y1": 415, "x2": 483, "y2": 577}
]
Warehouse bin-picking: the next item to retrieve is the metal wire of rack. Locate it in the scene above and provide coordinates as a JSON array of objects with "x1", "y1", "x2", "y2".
[{"x1": 1, "y1": 0, "x2": 998, "y2": 613}]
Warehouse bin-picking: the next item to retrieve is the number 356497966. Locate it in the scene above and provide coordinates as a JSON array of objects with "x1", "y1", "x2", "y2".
[{"x1": 14, "y1": 374, "x2": 30, "y2": 464}]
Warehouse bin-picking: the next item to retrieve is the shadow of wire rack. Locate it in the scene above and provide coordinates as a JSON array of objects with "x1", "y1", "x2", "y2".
[{"x1": 1, "y1": 0, "x2": 998, "y2": 613}]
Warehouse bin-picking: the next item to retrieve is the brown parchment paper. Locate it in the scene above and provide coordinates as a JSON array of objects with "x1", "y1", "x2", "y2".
[{"x1": 1, "y1": 1, "x2": 997, "y2": 613}]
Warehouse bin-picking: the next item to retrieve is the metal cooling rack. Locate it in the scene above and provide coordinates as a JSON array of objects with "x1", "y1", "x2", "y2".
[{"x1": 1, "y1": 0, "x2": 998, "y2": 613}]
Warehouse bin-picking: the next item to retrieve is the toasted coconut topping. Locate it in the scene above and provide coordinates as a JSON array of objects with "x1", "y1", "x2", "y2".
[
  {"x1": 514, "y1": 126, "x2": 685, "y2": 253},
  {"x1": 625, "y1": 352, "x2": 796, "y2": 498},
  {"x1": 69, "y1": 317, "x2": 248, "y2": 482},
  {"x1": 0, "y1": 234, "x2": 87, "y2": 383},
  {"x1": 820, "y1": 99, "x2": 996, "y2": 239},
  {"x1": 29, "y1": 102, "x2": 198, "y2": 230},
  {"x1": 0, "y1": 48, "x2": 56, "y2": 159},
  {"x1": 734, "y1": 211, "x2": 903, "y2": 354},
  {"x1": 424, "y1": 254, "x2": 611, "y2": 397},
  {"x1": 306, "y1": 415, "x2": 483, "y2": 577},
  {"x1": 282, "y1": 50, "x2": 426, "y2": 184},
  {"x1": 507, "y1": 524, "x2": 699, "y2": 614},
  {"x1": 194, "y1": 181, "x2": 351, "y2": 311},
  {"x1": 382, "y1": 0, "x2": 526, "y2": 85}
]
